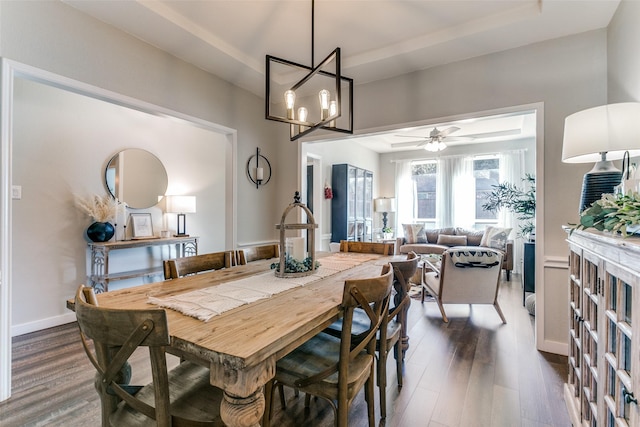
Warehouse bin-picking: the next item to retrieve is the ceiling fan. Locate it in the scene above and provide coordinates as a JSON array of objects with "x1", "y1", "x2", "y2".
[{"x1": 394, "y1": 126, "x2": 463, "y2": 152}]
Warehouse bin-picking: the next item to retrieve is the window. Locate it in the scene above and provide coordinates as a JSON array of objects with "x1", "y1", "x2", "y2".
[
  {"x1": 474, "y1": 157, "x2": 499, "y2": 223},
  {"x1": 412, "y1": 161, "x2": 437, "y2": 222}
]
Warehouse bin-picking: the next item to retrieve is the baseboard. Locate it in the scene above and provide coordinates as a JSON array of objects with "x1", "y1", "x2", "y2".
[
  {"x1": 11, "y1": 312, "x2": 76, "y2": 337},
  {"x1": 537, "y1": 337, "x2": 568, "y2": 356}
]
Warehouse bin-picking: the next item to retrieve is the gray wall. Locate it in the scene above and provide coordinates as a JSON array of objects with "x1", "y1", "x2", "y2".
[
  {"x1": 0, "y1": 1, "x2": 282, "y2": 333},
  {"x1": 608, "y1": 0, "x2": 640, "y2": 103},
  {"x1": 279, "y1": 29, "x2": 609, "y2": 352}
]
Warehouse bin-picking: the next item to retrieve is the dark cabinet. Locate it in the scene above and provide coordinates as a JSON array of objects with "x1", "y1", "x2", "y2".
[
  {"x1": 523, "y1": 241, "x2": 535, "y2": 304},
  {"x1": 331, "y1": 164, "x2": 373, "y2": 243}
]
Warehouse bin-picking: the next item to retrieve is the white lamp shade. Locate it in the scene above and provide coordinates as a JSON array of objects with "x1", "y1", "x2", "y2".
[
  {"x1": 562, "y1": 102, "x2": 640, "y2": 163},
  {"x1": 374, "y1": 197, "x2": 396, "y2": 212},
  {"x1": 165, "y1": 195, "x2": 196, "y2": 214}
]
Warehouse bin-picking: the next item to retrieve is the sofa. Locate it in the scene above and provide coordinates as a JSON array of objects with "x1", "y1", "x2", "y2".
[{"x1": 395, "y1": 226, "x2": 514, "y2": 280}]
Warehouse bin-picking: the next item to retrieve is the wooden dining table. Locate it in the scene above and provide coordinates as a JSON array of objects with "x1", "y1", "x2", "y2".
[{"x1": 67, "y1": 253, "x2": 407, "y2": 427}]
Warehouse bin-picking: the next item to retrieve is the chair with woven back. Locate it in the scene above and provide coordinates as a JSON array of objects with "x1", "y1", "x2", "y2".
[
  {"x1": 163, "y1": 250, "x2": 235, "y2": 279},
  {"x1": 262, "y1": 264, "x2": 394, "y2": 427},
  {"x1": 236, "y1": 244, "x2": 280, "y2": 265},
  {"x1": 73, "y1": 284, "x2": 225, "y2": 427},
  {"x1": 324, "y1": 251, "x2": 419, "y2": 419},
  {"x1": 339, "y1": 240, "x2": 394, "y2": 255},
  {"x1": 422, "y1": 246, "x2": 506, "y2": 323}
]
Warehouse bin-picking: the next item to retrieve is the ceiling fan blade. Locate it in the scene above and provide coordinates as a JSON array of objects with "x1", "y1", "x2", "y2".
[
  {"x1": 390, "y1": 140, "x2": 428, "y2": 149},
  {"x1": 439, "y1": 126, "x2": 460, "y2": 137},
  {"x1": 457, "y1": 129, "x2": 521, "y2": 139},
  {"x1": 395, "y1": 134, "x2": 428, "y2": 138}
]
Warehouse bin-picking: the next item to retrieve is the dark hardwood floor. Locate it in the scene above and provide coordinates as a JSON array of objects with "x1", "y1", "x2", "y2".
[{"x1": 0, "y1": 274, "x2": 570, "y2": 426}]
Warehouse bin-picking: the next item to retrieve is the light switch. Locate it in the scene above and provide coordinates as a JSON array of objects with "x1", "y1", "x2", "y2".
[{"x1": 12, "y1": 185, "x2": 22, "y2": 200}]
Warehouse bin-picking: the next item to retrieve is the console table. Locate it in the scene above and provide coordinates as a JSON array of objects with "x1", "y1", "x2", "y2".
[{"x1": 87, "y1": 236, "x2": 198, "y2": 292}]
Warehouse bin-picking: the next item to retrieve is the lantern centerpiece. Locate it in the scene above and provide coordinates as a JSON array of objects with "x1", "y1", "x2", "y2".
[{"x1": 273, "y1": 191, "x2": 319, "y2": 278}]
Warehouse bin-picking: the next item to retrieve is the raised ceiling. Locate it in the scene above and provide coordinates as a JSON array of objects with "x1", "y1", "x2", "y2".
[
  {"x1": 63, "y1": 0, "x2": 618, "y2": 152},
  {"x1": 64, "y1": 0, "x2": 619, "y2": 99}
]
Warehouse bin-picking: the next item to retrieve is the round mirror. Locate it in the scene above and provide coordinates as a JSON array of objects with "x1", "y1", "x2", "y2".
[{"x1": 105, "y1": 149, "x2": 168, "y2": 209}]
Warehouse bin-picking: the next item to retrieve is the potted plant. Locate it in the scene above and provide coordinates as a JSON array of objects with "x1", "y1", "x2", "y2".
[
  {"x1": 482, "y1": 174, "x2": 536, "y2": 241},
  {"x1": 76, "y1": 194, "x2": 117, "y2": 242},
  {"x1": 571, "y1": 192, "x2": 640, "y2": 236},
  {"x1": 382, "y1": 226, "x2": 393, "y2": 240}
]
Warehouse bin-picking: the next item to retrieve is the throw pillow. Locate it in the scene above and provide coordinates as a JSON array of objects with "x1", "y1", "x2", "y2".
[
  {"x1": 480, "y1": 226, "x2": 512, "y2": 251},
  {"x1": 425, "y1": 227, "x2": 456, "y2": 243},
  {"x1": 455, "y1": 228, "x2": 484, "y2": 246},
  {"x1": 402, "y1": 224, "x2": 427, "y2": 244},
  {"x1": 436, "y1": 234, "x2": 468, "y2": 247}
]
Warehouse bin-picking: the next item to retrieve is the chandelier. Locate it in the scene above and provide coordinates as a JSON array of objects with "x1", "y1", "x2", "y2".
[{"x1": 265, "y1": 0, "x2": 353, "y2": 141}]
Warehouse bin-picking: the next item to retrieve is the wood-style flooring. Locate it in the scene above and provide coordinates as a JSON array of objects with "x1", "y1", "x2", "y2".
[{"x1": 0, "y1": 274, "x2": 570, "y2": 426}]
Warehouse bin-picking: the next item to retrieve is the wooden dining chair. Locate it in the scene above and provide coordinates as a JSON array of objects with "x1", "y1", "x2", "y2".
[
  {"x1": 74, "y1": 285, "x2": 225, "y2": 427},
  {"x1": 324, "y1": 252, "x2": 419, "y2": 419},
  {"x1": 339, "y1": 240, "x2": 394, "y2": 255},
  {"x1": 422, "y1": 246, "x2": 506, "y2": 323},
  {"x1": 236, "y1": 244, "x2": 280, "y2": 265},
  {"x1": 262, "y1": 265, "x2": 394, "y2": 427},
  {"x1": 163, "y1": 250, "x2": 235, "y2": 279}
]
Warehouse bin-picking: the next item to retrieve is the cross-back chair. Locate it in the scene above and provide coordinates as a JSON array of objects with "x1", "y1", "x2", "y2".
[
  {"x1": 422, "y1": 246, "x2": 506, "y2": 323},
  {"x1": 74, "y1": 284, "x2": 224, "y2": 427},
  {"x1": 262, "y1": 265, "x2": 394, "y2": 427},
  {"x1": 163, "y1": 250, "x2": 235, "y2": 279},
  {"x1": 324, "y1": 252, "x2": 419, "y2": 419},
  {"x1": 339, "y1": 240, "x2": 394, "y2": 255},
  {"x1": 236, "y1": 244, "x2": 280, "y2": 265}
]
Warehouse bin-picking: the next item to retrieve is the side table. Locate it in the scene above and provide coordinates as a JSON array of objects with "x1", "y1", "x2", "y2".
[{"x1": 88, "y1": 236, "x2": 198, "y2": 292}]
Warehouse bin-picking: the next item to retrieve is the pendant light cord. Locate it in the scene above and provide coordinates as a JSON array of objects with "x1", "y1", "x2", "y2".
[{"x1": 311, "y1": 0, "x2": 315, "y2": 68}]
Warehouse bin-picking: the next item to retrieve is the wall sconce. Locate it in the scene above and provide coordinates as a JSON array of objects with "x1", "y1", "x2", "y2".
[
  {"x1": 246, "y1": 147, "x2": 272, "y2": 189},
  {"x1": 165, "y1": 195, "x2": 196, "y2": 236}
]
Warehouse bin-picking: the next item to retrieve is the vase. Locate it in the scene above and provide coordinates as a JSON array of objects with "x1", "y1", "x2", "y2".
[{"x1": 87, "y1": 221, "x2": 115, "y2": 242}]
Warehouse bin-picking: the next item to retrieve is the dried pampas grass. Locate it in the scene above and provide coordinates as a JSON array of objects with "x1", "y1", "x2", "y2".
[{"x1": 75, "y1": 194, "x2": 116, "y2": 222}]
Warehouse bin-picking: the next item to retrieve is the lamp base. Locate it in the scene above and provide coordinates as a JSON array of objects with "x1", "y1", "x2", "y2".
[{"x1": 579, "y1": 161, "x2": 622, "y2": 212}]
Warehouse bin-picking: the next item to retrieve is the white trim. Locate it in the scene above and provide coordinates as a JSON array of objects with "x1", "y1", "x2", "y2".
[
  {"x1": 544, "y1": 256, "x2": 569, "y2": 269},
  {"x1": 0, "y1": 58, "x2": 15, "y2": 402},
  {"x1": 537, "y1": 338, "x2": 568, "y2": 356},
  {"x1": 532, "y1": 102, "x2": 546, "y2": 353},
  {"x1": 0, "y1": 58, "x2": 238, "y2": 402},
  {"x1": 11, "y1": 313, "x2": 76, "y2": 337}
]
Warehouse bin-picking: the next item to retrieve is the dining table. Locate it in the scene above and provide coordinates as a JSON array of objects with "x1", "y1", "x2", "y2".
[{"x1": 67, "y1": 252, "x2": 409, "y2": 427}]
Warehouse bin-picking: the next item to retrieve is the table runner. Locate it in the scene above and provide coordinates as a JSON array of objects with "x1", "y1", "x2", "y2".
[{"x1": 148, "y1": 252, "x2": 380, "y2": 321}]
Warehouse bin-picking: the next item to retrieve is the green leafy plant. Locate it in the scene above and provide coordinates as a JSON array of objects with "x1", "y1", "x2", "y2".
[
  {"x1": 570, "y1": 192, "x2": 640, "y2": 236},
  {"x1": 270, "y1": 255, "x2": 320, "y2": 273},
  {"x1": 482, "y1": 174, "x2": 536, "y2": 238},
  {"x1": 382, "y1": 226, "x2": 393, "y2": 233}
]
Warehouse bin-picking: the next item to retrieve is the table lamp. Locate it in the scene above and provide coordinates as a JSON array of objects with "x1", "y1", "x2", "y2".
[
  {"x1": 374, "y1": 197, "x2": 396, "y2": 230},
  {"x1": 562, "y1": 102, "x2": 640, "y2": 212},
  {"x1": 165, "y1": 195, "x2": 196, "y2": 236}
]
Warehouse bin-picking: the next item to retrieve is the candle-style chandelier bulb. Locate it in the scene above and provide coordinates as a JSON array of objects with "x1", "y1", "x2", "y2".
[
  {"x1": 329, "y1": 100, "x2": 337, "y2": 127},
  {"x1": 319, "y1": 89, "x2": 330, "y2": 120},
  {"x1": 298, "y1": 107, "x2": 308, "y2": 123},
  {"x1": 284, "y1": 90, "x2": 296, "y2": 119},
  {"x1": 298, "y1": 106, "x2": 308, "y2": 133}
]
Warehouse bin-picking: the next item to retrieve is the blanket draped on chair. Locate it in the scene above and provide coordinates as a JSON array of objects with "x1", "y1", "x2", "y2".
[{"x1": 449, "y1": 248, "x2": 501, "y2": 268}]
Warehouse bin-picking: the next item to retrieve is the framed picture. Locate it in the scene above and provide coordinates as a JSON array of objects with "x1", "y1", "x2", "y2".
[{"x1": 130, "y1": 213, "x2": 154, "y2": 239}]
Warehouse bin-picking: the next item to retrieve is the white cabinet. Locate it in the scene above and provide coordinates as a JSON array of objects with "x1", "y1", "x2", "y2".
[{"x1": 566, "y1": 230, "x2": 640, "y2": 426}]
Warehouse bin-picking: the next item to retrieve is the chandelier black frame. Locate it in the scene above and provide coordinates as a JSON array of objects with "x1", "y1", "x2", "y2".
[{"x1": 265, "y1": 0, "x2": 353, "y2": 141}]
